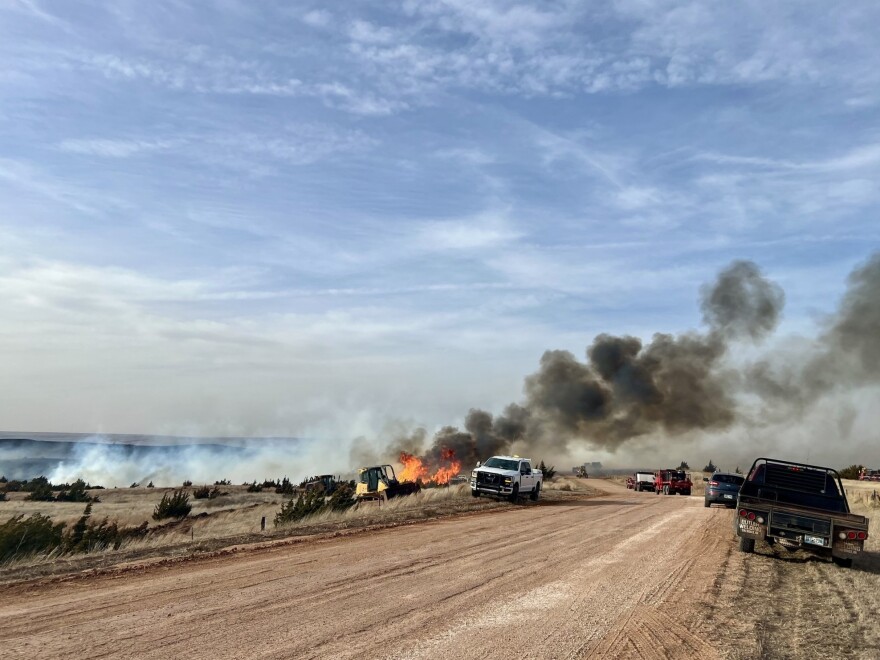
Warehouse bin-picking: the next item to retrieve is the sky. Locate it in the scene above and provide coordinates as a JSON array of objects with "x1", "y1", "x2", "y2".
[{"x1": 1, "y1": 1, "x2": 879, "y2": 466}]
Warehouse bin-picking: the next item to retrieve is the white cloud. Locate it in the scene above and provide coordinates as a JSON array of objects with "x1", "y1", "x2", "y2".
[
  {"x1": 302, "y1": 9, "x2": 332, "y2": 28},
  {"x1": 413, "y1": 213, "x2": 522, "y2": 251},
  {"x1": 58, "y1": 138, "x2": 176, "y2": 157}
]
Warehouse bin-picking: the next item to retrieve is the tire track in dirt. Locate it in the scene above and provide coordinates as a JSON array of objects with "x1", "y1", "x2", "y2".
[{"x1": 21, "y1": 483, "x2": 873, "y2": 660}]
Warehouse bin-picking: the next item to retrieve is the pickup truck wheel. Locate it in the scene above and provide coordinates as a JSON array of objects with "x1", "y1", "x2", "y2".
[
  {"x1": 471, "y1": 489, "x2": 480, "y2": 498},
  {"x1": 530, "y1": 483, "x2": 540, "y2": 501},
  {"x1": 704, "y1": 499, "x2": 710, "y2": 508},
  {"x1": 508, "y1": 484, "x2": 519, "y2": 503},
  {"x1": 739, "y1": 536, "x2": 755, "y2": 553},
  {"x1": 832, "y1": 556, "x2": 853, "y2": 569},
  {"x1": 663, "y1": 485, "x2": 670, "y2": 495}
]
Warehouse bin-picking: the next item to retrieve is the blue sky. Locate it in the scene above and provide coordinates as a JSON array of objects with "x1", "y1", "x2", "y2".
[{"x1": 1, "y1": 1, "x2": 878, "y2": 456}]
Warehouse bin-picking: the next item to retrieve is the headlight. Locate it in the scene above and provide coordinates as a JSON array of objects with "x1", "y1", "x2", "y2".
[
  {"x1": 471, "y1": 471, "x2": 477, "y2": 479},
  {"x1": 503, "y1": 477, "x2": 512, "y2": 484}
]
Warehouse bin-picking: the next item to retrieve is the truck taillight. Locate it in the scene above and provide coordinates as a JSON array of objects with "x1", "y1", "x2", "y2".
[
  {"x1": 709, "y1": 481, "x2": 718, "y2": 486},
  {"x1": 847, "y1": 531, "x2": 857, "y2": 540},
  {"x1": 747, "y1": 512, "x2": 756, "y2": 521},
  {"x1": 739, "y1": 509, "x2": 747, "y2": 517},
  {"x1": 857, "y1": 531, "x2": 867, "y2": 540}
]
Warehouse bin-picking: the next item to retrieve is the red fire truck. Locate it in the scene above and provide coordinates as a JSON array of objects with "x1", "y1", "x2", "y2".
[{"x1": 654, "y1": 469, "x2": 693, "y2": 495}]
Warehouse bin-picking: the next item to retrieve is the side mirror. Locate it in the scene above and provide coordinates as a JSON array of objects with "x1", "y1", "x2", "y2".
[
  {"x1": 703, "y1": 477, "x2": 708, "y2": 482},
  {"x1": 476, "y1": 461, "x2": 481, "y2": 468}
]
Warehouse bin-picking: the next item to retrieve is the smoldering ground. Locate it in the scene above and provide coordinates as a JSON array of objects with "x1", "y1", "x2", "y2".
[{"x1": 368, "y1": 254, "x2": 879, "y2": 471}]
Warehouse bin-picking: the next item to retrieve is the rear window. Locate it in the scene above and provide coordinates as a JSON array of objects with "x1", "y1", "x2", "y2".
[{"x1": 714, "y1": 474, "x2": 744, "y2": 485}]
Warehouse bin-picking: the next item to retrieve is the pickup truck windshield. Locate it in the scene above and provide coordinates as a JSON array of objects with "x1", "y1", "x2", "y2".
[{"x1": 483, "y1": 458, "x2": 519, "y2": 471}]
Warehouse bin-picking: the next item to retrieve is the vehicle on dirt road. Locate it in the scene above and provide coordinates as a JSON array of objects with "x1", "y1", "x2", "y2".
[
  {"x1": 735, "y1": 458, "x2": 870, "y2": 568},
  {"x1": 575, "y1": 466, "x2": 589, "y2": 478},
  {"x1": 704, "y1": 472, "x2": 744, "y2": 507},
  {"x1": 634, "y1": 472, "x2": 655, "y2": 492},
  {"x1": 859, "y1": 468, "x2": 880, "y2": 482},
  {"x1": 471, "y1": 456, "x2": 543, "y2": 502},
  {"x1": 626, "y1": 476, "x2": 635, "y2": 489},
  {"x1": 355, "y1": 465, "x2": 420, "y2": 502},
  {"x1": 655, "y1": 469, "x2": 692, "y2": 495}
]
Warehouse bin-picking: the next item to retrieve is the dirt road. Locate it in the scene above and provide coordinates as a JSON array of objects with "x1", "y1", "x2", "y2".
[{"x1": 3, "y1": 480, "x2": 878, "y2": 659}]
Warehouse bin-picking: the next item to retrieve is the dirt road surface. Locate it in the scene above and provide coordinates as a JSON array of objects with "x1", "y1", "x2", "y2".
[{"x1": 3, "y1": 480, "x2": 878, "y2": 659}]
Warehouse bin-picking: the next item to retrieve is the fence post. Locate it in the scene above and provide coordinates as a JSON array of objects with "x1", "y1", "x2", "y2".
[{"x1": 261, "y1": 516, "x2": 266, "y2": 531}]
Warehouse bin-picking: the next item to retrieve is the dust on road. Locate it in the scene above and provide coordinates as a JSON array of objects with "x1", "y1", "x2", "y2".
[{"x1": 2, "y1": 480, "x2": 878, "y2": 659}]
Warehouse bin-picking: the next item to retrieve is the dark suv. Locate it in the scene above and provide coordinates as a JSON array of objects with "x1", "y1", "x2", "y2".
[{"x1": 704, "y1": 472, "x2": 744, "y2": 508}]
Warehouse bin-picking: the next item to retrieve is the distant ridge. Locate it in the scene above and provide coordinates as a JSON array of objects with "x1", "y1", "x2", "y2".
[{"x1": 0, "y1": 432, "x2": 303, "y2": 481}]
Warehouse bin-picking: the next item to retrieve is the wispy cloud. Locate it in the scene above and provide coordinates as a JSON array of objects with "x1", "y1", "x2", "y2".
[{"x1": 58, "y1": 138, "x2": 177, "y2": 157}]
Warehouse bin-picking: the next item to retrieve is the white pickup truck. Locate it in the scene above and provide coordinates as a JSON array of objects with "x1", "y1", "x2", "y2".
[{"x1": 471, "y1": 456, "x2": 543, "y2": 502}]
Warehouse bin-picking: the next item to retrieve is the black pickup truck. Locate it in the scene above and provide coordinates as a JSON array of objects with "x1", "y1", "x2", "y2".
[{"x1": 734, "y1": 458, "x2": 870, "y2": 568}]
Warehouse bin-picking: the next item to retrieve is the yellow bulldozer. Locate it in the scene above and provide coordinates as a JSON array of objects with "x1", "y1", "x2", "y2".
[{"x1": 355, "y1": 465, "x2": 420, "y2": 502}]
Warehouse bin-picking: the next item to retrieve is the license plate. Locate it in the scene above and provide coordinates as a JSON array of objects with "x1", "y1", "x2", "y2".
[
  {"x1": 804, "y1": 535, "x2": 825, "y2": 547},
  {"x1": 739, "y1": 519, "x2": 764, "y2": 535},
  {"x1": 723, "y1": 494, "x2": 733, "y2": 499}
]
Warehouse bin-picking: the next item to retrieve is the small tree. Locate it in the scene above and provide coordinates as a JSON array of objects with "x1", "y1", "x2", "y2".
[
  {"x1": 25, "y1": 482, "x2": 55, "y2": 502},
  {"x1": 703, "y1": 460, "x2": 717, "y2": 473},
  {"x1": 538, "y1": 460, "x2": 557, "y2": 480},
  {"x1": 246, "y1": 481, "x2": 263, "y2": 493},
  {"x1": 153, "y1": 490, "x2": 191, "y2": 520},
  {"x1": 275, "y1": 477, "x2": 295, "y2": 495},
  {"x1": 0, "y1": 492, "x2": 7, "y2": 502},
  {"x1": 147, "y1": 481, "x2": 154, "y2": 488},
  {"x1": 68, "y1": 502, "x2": 93, "y2": 550},
  {"x1": 327, "y1": 482, "x2": 355, "y2": 511},
  {"x1": 193, "y1": 485, "x2": 225, "y2": 500},
  {"x1": 182, "y1": 480, "x2": 193, "y2": 487},
  {"x1": 56, "y1": 479, "x2": 97, "y2": 503},
  {"x1": 734, "y1": 466, "x2": 742, "y2": 474},
  {"x1": 0, "y1": 514, "x2": 66, "y2": 562},
  {"x1": 678, "y1": 461, "x2": 690, "y2": 471},
  {"x1": 130, "y1": 482, "x2": 140, "y2": 489},
  {"x1": 274, "y1": 489, "x2": 325, "y2": 526}
]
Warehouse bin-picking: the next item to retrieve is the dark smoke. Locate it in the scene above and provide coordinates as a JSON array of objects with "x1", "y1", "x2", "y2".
[
  {"x1": 370, "y1": 254, "x2": 878, "y2": 467},
  {"x1": 700, "y1": 260, "x2": 785, "y2": 341}
]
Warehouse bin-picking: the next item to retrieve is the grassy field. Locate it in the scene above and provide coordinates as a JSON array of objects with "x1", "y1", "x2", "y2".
[{"x1": 0, "y1": 477, "x2": 600, "y2": 582}]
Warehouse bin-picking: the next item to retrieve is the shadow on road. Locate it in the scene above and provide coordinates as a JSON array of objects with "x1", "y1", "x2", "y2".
[{"x1": 758, "y1": 544, "x2": 880, "y2": 574}]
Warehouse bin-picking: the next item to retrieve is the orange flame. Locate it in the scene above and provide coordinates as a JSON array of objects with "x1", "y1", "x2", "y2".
[
  {"x1": 398, "y1": 448, "x2": 462, "y2": 485},
  {"x1": 399, "y1": 452, "x2": 428, "y2": 483},
  {"x1": 432, "y1": 448, "x2": 462, "y2": 485}
]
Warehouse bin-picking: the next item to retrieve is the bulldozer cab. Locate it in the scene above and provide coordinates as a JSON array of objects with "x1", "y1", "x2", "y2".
[
  {"x1": 357, "y1": 465, "x2": 395, "y2": 497},
  {"x1": 356, "y1": 465, "x2": 415, "y2": 501}
]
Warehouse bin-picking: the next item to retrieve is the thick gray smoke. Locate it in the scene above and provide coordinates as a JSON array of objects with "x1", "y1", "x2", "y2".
[{"x1": 376, "y1": 254, "x2": 879, "y2": 469}]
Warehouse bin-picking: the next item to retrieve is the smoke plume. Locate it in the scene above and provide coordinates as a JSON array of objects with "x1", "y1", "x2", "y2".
[{"x1": 373, "y1": 254, "x2": 879, "y2": 470}]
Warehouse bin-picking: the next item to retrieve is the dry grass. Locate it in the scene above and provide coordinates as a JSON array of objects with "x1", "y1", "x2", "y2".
[
  {"x1": 0, "y1": 485, "x2": 280, "y2": 528},
  {"x1": 0, "y1": 480, "x2": 600, "y2": 581}
]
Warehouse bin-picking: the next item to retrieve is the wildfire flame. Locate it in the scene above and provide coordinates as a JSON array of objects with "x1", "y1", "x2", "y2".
[
  {"x1": 398, "y1": 448, "x2": 462, "y2": 485},
  {"x1": 399, "y1": 451, "x2": 429, "y2": 483}
]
